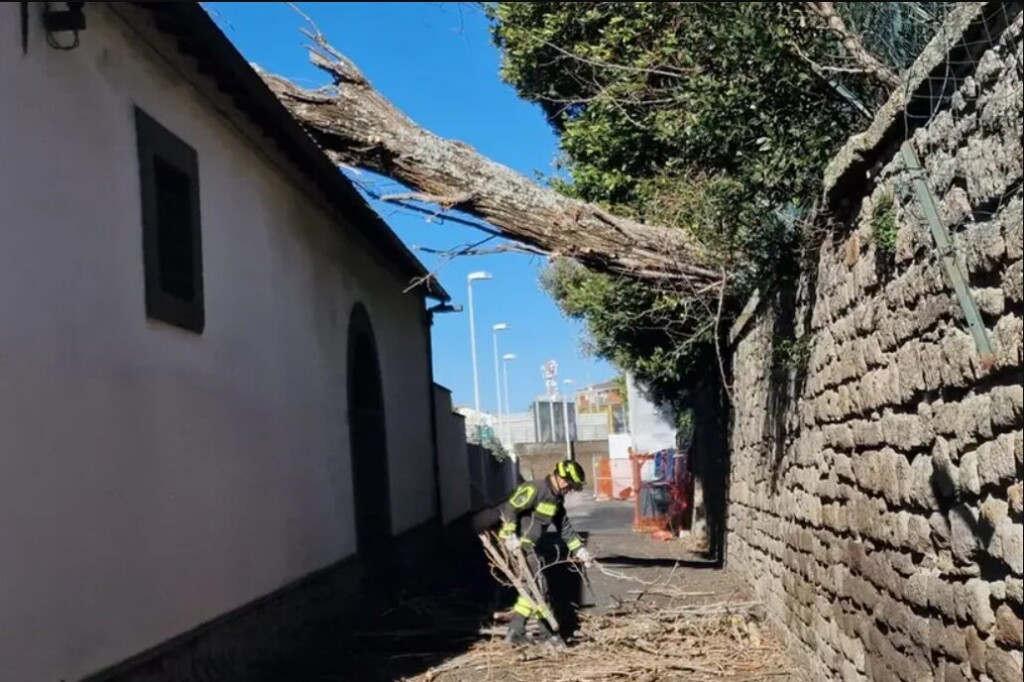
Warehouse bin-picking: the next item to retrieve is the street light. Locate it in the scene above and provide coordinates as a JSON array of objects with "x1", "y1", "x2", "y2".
[
  {"x1": 503, "y1": 353, "x2": 517, "y2": 449},
  {"x1": 492, "y1": 323, "x2": 509, "y2": 440},
  {"x1": 466, "y1": 272, "x2": 492, "y2": 413},
  {"x1": 563, "y1": 379, "x2": 575, "y2": 459}
]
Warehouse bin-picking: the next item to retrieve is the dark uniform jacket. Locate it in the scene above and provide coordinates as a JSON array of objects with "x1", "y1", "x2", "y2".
[{"x1": 496, "y1": 477, "x2": 584, "y2": 554}]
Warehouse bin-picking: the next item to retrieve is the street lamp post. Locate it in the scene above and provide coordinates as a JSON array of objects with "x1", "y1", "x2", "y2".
[
  {"x1": 563, "y1": 379, "x2": 574, "y2": 460},
  {"x1": 466, "y1": 272, "x2": 492, "y2": 415},
  {"x1": 503, "y1": 353, "x2": 517, "y2": 453},
  {"x1": 492, "y1": 323, "x2": 509, "y2": 442}
]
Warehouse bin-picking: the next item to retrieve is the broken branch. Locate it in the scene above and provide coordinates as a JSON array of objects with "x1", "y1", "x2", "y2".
[{"x1": 259, "y1": 14, "x2": 722, "y2": 286}]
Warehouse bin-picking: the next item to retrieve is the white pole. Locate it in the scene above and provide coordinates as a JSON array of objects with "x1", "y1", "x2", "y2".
[
  {"x1": 468, "y1": 281, "x2": 480, "y2": 412},
  {"x1": 562, "y1": 380, "x2": 573, "y2": 459},
  {"x1": 467, "y1": 272, "x2": 492, "y2": 414},
  {"x1": 492, "y1": 324, "x2": 508, "y2": 444},
  {"x1": 548, "y1": 395, "x2": 556, "y2": 445},
  {"x1": 493, "y1": 331, "x2": 502, "y2": 436},
  {"x1": 503, "y1": 353, "x2": 516, "y2": 455}
]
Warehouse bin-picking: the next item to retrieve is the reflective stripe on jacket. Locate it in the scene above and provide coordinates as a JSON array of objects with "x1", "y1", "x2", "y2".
[{"x1": 497, "y1": 477, "x2": 584, "y2": 553}]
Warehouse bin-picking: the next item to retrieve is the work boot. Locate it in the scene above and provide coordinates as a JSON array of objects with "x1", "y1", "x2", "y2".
[
  {"x1": 505, "y1": 614, "x2": 530, "y2": 647},
  {"x1": 536, "y1": 620, "x2": 567, "y2": 652}
]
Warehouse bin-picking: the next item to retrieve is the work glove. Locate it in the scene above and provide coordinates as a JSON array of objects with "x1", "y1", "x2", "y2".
[
  {"x1": 574, "y1": 546, "x2": 594, "y2": 567},
  {"x1": 503, "y1": 533, "x2": 522, "y2": 553}
]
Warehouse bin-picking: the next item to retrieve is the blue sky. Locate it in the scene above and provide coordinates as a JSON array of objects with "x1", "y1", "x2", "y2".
[{"x1": 204, "y1": 2, "x2": 616, "y2": 413}]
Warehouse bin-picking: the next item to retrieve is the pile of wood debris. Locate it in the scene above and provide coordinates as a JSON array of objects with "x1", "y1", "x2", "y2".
[
  {"x1": 407, "y1": 592, "x2": 793, "y2": 682},
  {"x1": 396, "y1": 536, "x2": 796, "y2": 682}
]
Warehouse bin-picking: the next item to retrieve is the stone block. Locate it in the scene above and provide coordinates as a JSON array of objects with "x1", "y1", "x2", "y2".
[
  {"x1": 991, "y1": 386, "x2": 1024, "y2": 432},
  {"x1": 941, "y1": 331, "x2": 979, "y2": 388},
  {"x1": 961, "y1": 129, "x2": 1024, "y2": 210},
  {"x1": 986, "y1": 646, "x2": 1023, "y2": 682},
  {"x1": 958, "y1": 395, "x2": 995, "y2": 447},
  {"x1": 903, "y1": 571, "x2": 931, "y2": 609},
  {"x1": 907, "y1": 455, "x2": 939, "y2": 509},
  {"x1": 975, "y1": 287, "x2": 1008, "y2": 317},
  {"x1": 852, "y1": 420, "x2": 884, "y2": 449},
  {"x1": 961, "y1": 450, "x2": 982, "y2": 496},
  {"x1": 963, "y1": 221, "x2": 1008, "y2": 274},
  {"x1": 932, "y1": 619, "x2": 969, "y2": 662},
  {"x1": 981, "y1": 498, "x2": 1011, "y2": 535},
  {"x1": 917, "y1": 293, "x2": 957, "y2": 332},
  {"x1": 932, "y1": 401, "x2": 960, "y2": 437},
  {"x1": 942, "y1": 185, "x2": 975, "y2": 227},
  {"x1": 846, "y1": 575, "x2": 882, "y2": 610},
  {"x1": 966, "y1": 627, "x2": 988, "y2": 675},
  {"x1": 1007, "y1": 578, "x2": 1024, "y2": 606},
  {"x1": 939, "y1": 661, "x2": 973, "y2": 682},
  {"x1": 931, "y1": 512, "x2": 953, "y2": 550},
  {"x1": 1010, "y1": 483, "x2": 1023, "y2": 517},
  {"x1": 897, "y1": 343, "x2": 927, "y2": 398},
  {"x1": 950, "y1": 505, "x2": 982, "y2": 564},
  {"x1": 961, "y1": 580, "x2": 997, "y2": 632},
  {"x1": 883, "y1": 413, "x2": 936, "y2": 453},
  {"x1": 867, "y1": 625, "x2": 931, "y2": 682},
  {"x1": 933, "y1": 438, "x2": 961, "y2": 501},
  {"x1": 1004, "y1": 260, "x2": 1023, "y2": 304},
  {"x1": 1004, "y1": 200, "x2": 1023, "y2": 261},
  {"x1": 920, "y1": 342, "x2": 948, "y2": 392},
  {"x1": 890, "y1": 550, "x2": 918, "y2": 578},
  {"x1": 978, "y1": 434, "x2": 1018, "y2": 489},
  {"x1": 906, "y1": 513, "x2": 934, "y2": 555},
  {"x1": 994, "y1": 316, "x2": 1023, "y2": 370},
  {"x1": 825, "y1": 425, "x2": 856, "y2": 451},
  {"x1": 995, "y1": 605, "x2": 1024, "y2": 648},
  {"x1": 989, "y1": 521, "x2": 1024, "y2": 575},
  {"x1": 976, "y1": 48, "x2": 1005, "y2": 84}
]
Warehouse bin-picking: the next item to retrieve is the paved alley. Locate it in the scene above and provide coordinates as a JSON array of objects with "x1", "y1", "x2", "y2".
[{"x1": 290, "y1": 496, "x2": 807, "y2": 682}]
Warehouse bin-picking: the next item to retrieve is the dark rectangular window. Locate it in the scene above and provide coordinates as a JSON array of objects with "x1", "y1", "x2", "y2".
[{"x1": 135, "y1": 106, "x2": 204, "y2": 334}]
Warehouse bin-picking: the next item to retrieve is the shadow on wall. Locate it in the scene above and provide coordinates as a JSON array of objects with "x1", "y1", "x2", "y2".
[
  {"x1": 691, "y1": 374, "x2": 732, "y2": 567},
  {"x1": 467, "y1": 443, "x2": 519, "y2": 510},
  {"x1": 762, "y1": 230, "x2": 826, "y2": 495}
]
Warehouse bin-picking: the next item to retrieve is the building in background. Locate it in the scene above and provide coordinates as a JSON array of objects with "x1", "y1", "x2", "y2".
[{"x1": 575, "y1": 378, "x2": 628, "y2": 437}]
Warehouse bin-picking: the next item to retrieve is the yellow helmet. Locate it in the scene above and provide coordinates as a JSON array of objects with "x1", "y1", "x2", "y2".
[{"x1": 555, "y1": 460, "x2": 586, "y2": 490}]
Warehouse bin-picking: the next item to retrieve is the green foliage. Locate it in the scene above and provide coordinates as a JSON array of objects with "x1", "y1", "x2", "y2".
[
  {"x1": 677, "y1": 410, "x2": 695, "y2": 444},
  {"x1": 489, "y1": 2, "x2": 952, "y2": 396},
  {"x1": 772, "y1": 336, "x2": 813, "y2": 374},
  {"x1": 872, "y1": 190, "x2": 899, "y2": 255},
  {"x1": 540, "y1": 260, "x2": 717, "y2": 403}
]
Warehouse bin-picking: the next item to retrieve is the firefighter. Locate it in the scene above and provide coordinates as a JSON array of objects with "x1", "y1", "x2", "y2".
[{"x1": 496, "y1": 459, "x2": 593, "y2": 649}]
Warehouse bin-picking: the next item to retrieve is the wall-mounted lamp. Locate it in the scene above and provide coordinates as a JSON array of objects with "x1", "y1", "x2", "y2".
[
  {"x1": 427, "y1": 302, "x2": 463, "y2": 317},
  {"x1": 44, "y1": 2, "x2": 86, "y2": 50}
]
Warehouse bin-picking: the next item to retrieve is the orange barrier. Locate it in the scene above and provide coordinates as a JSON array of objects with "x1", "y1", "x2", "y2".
[
  {"x1": 629, "y1": 449, "x2": 691, "y2": 534},
  {"x1": 630, "y1": 453, "x2": 668, "y2": 533},
  {"x1": 594, "y1": 457, "x2": 613, "y2": 500}
]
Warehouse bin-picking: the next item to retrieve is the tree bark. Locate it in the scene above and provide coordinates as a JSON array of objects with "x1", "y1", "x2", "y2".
[
  {"x1": 258, "y1": 37, "x2": 721, "y2": 288},
  {"x1": 805, "y1": 2, "x2": 902, "y2": 89}
]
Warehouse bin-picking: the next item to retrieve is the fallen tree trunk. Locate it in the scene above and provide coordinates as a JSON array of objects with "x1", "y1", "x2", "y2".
[{"x1": 258, "y1": 30, "x2": 723, "y2": 288}]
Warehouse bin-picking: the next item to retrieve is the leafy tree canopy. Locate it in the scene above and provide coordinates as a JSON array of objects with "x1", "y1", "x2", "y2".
[{"x1": 486, "y1": 2, "x2": 953, "y2": 400}]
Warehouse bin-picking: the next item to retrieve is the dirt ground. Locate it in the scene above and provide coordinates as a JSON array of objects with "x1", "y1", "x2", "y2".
[{"x1": 291, "y1": 497, "x2": 806, "y2": 682}]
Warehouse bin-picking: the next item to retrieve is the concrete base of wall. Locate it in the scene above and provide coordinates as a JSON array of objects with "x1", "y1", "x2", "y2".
[{"x1": 80, "y1": 521, "x2": 447, "y2": 682}]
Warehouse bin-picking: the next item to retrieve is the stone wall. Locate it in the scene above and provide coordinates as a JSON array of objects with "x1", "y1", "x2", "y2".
[{"x1": 728, "y1": 7, "x2": 1023, "y2": 682}]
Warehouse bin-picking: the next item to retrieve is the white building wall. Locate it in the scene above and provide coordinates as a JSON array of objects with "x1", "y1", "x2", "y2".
[
  {"x1": 0, "y1": 5, "x2": 435, "y2": 681},
  {"x1": 626, "y1": 373, "x2": 676, "y2": 453}
]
